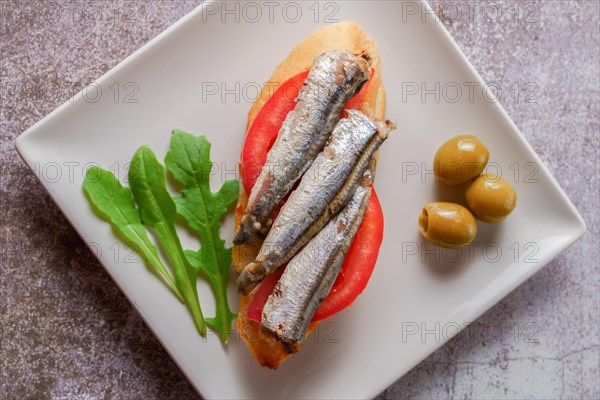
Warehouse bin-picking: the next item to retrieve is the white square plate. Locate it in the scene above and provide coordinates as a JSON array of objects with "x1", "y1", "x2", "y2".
[{"x1": 16, "y1": 1, "x2": 585, "y2": 398}]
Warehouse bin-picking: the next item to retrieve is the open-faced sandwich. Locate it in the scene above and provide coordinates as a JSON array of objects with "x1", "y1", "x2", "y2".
[{"x1": 233, "y1": 21, "x2": 395, "y2": 369}]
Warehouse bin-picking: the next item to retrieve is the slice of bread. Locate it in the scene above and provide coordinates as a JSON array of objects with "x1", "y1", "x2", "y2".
[{"x1": 233, "y1": 21, "x2": 386, "y2": 369}]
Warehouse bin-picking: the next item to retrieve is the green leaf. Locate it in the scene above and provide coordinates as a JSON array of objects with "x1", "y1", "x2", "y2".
[
  {"x1": 83, "y1": 167, "x2": 184, "y2": 303},
  {"x1": 83, "y1": 132, "x2": 239, "y2": 342},
  {"x1": 166, "y1": 130, "x2": 239, "y2": 343},
  {"x1": 129, "y1": 146, "x2": 206, "y2": 336}
]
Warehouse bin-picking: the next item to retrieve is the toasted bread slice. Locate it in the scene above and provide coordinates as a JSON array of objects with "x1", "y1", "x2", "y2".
[{"x1": 233, "y1": 21, "x2": 386, "y2": 369}]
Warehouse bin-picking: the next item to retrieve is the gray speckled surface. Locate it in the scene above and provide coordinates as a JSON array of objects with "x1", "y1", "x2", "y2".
[{"x1": 1, "y1": 1, "x2": 598, "y2": 399}]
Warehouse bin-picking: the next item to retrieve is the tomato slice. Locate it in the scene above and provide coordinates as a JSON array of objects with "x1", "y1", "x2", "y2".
[
  {"x1": 242, "y1": 67, "x2": 383, "y2": 323},
  {"x1": 241, "y1": 70, "x2": 309, "y2": 194},
  {"x1": 247, "y1": 189, "x2": 383, "y2": 323},
  {"x1": 241, "y1": 68, "x2": 375, "y2": 194},
  {"x1": 312, "y1": 189, "x2": 383, "y2": 321}
]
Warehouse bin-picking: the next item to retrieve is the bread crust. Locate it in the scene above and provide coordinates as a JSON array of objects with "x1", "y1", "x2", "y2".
[{"x1": 234, "y1": 21, "x2": 385, "y2": 369}]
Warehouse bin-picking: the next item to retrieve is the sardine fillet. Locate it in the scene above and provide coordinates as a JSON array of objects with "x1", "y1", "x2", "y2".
[
  {"x1": 233, "y1": 51, "x2": 371, "y2": 245},
  {"x1": 262, "y1": 184, "x2": 372, "y2": 344},
  {"x1": 237, "y1": 110, "x2": 393, "y2": 294}
]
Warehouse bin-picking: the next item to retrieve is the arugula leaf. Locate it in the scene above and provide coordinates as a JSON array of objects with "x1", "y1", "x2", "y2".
[
  {"x1": 83, "y1": 132, "x2": 239, "y2": 343},
  {"x1": 129, "y1": 146, "x2": 206, "y2": 336},
  {"x1": 83, "y1": 167, "x2": 184, "y2": 303},
  {"x1": 165, "y1": 130, "x2": 239, "y2": 343}
]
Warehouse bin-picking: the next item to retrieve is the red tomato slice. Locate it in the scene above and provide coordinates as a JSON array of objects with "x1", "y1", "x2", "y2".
[
  {"x1": 312, "y1": 189, "x2": 383, "y2": 321},
  {"x1": 247, "y1": 189, "x2": 383, "y2": 323},
  {"x1": 241, "y1": 68, "x2": 375, "y2": 194},
  {"x1": 241, "y1": 70, "x2": 309, "y2": 194},
  {"x1": 242, "y1": 67, "x2": 383, "y2": 323}
]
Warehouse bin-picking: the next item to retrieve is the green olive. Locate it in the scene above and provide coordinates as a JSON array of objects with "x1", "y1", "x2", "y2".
[
  {"x1": 466, "y1": 174, "x2": 517, "y2": 223},
  {"x1": 418, "y1": 202, "x2": 477, "y2": 249},
  {"x1": 434, "y1": 135, "x2": 489, "y2": 185}
]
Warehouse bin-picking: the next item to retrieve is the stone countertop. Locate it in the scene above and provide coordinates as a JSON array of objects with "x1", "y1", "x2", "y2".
[{"x1": 1, "y1": 1, "x2": 598, "y2": 398}]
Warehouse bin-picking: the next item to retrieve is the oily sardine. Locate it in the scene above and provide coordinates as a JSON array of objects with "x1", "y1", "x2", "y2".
[
  {"x1": 261, "y1": 182, "x2": 372, "y2": 344},
  {"x1": 233, "y1": 51, "x2": 371, "y2": 245},
  {"x1": 237, "y1": 110, "x2": 394, "y2": 294}
]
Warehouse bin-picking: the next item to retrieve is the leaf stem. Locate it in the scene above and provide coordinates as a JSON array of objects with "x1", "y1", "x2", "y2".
[
  {"x1": 129, "y1": 147, "x2": 207, "y2": 336},
  {"x1": 139, "y1": 240, "x2": 185, "y2": 303},
  {"x1": 195, "y1": 213, "x2": 233, "y2": 342},
  {"x1": 157, "y1": 224, "x2": 206, "y2": 335}
]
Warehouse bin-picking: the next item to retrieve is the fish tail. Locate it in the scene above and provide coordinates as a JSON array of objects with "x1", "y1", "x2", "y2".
[
  {"x1": 237, "y1": 260, "x2": 264, "y2": 295},
  {"x1": 234, "y1": 215, "x2": 258, "y2": 245}
]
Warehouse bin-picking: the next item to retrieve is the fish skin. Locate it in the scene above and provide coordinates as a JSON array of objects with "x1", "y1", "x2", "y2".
[
  {"x1": 261, "y1": 183, "x2": 372, "y2": 344},
  {"x1": 233, "y1": 51, "x2": 371, "y2": 245},
  {"x1": 237, "y1": 110, "x2": 393, "y2": 294}
]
